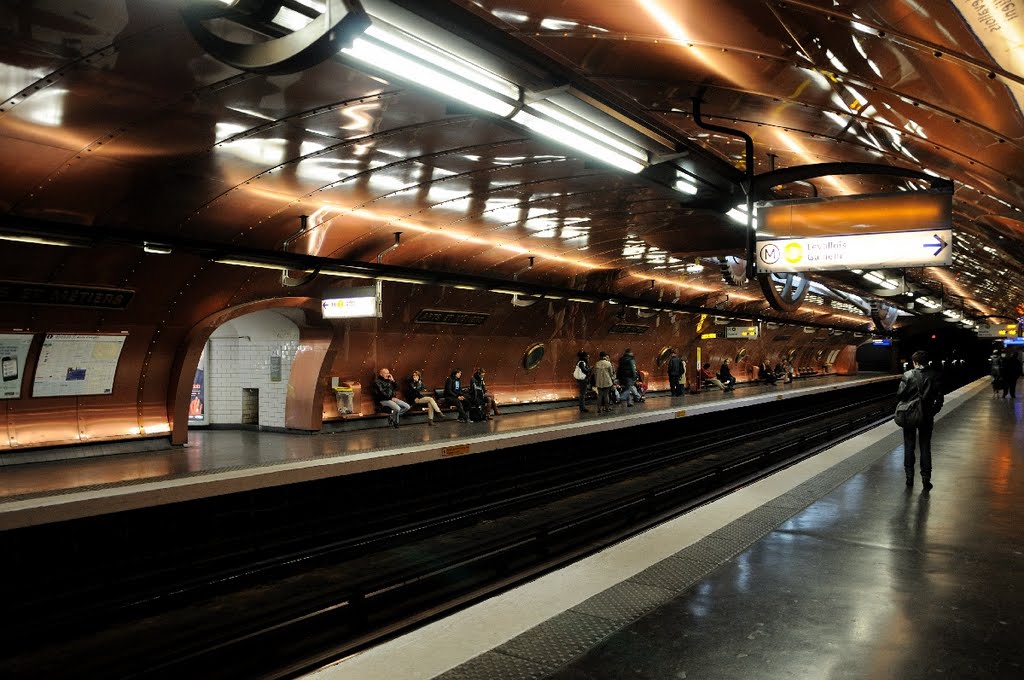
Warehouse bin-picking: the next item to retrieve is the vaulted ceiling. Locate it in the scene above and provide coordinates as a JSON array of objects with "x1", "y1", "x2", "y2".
[{"x1": 1, "y1": 0, "x2": 1022, "y2": 328}]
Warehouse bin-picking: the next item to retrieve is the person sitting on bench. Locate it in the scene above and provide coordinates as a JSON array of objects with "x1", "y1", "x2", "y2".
[
  {"x1": 701, "y1": 363, "x2": 728, "y2": 391},
  {"x1": 444, "y1": 369, "x2": 469, "y2": 422},
  {"x1": 374, "y1": 368, "x2": 410, "y2": 427},
  {"x1": 718, "y1": 359, "x2": 736, "y2": 390}
]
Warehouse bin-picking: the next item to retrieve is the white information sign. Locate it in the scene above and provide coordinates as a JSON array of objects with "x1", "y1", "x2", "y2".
[
  {"x1": 0, "y1": 333, "x2": 33, "y2": 399},
  {"x1": 756, "y1": 230, "x2": 952, "y2": 273},
  {"x1": 726, "y1": 325, "x2": 759, "y2": 339},
  {"x1": 32, "y1": 334, "x2": 127, "y2": 397},
  {"x1": 322, "y1": 295, "x2": 377, "y2": 319}
]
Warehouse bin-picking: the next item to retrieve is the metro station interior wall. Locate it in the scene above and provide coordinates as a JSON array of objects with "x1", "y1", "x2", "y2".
[
  {"x1": 203, "y1": 311, "x2": 300, "y2": 429},
  {"x1": 321, "y1": 285, "x2": 861, "y2": 417}
]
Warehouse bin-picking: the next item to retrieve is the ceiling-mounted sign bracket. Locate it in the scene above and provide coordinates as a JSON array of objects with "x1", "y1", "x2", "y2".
[
  {"x1": 181, "y1": 0, "x2": 371, "y2": 75},
  {"x1": 759, "y1": 272, "x2": 810, "y2": 313}
]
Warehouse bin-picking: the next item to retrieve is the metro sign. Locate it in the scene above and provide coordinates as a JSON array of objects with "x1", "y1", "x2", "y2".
[
  {"x1": 756, "y1": 230, "x2": 952, "y2": 273},
  {"x1": 755, "y1": 191, "x2": 953, "y2": 273}
]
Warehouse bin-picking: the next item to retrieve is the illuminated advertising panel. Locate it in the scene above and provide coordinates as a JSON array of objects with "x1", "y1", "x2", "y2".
[
  {"x1": 32, "y1": 334, "x2": 127, "y2": 397},
  {"x1": 321, "y1": 286, "x2": 378, "y2": 319},
  {"x1": 0, "y1": 333, "x2": 33, "y2": 399}
]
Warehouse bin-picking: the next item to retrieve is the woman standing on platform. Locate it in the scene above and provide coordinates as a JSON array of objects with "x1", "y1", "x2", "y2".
[
  {"x1": 406, "y1": 370, "x2": 445, "y2": 426},
  {"x1": 593, "y1": 352, "x2": 615, "y2": 413},
  {"x1": 896, "y1": 350, "x2": 943, "y2": 489},
  {"x1": 574, "y1": 350, "x2": 591, "y2": 413}
]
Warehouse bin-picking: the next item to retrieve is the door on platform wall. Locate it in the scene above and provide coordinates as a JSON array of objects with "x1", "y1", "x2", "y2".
[{"x1": 197, "y1": 310, "x2": 301, "y2": 429}]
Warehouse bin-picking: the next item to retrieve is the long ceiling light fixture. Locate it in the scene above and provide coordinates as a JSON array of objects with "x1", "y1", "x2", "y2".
[
  {"x1": 331, "y1": 8, "x2": 656, "y2": 173},
  {"x1": 340, "y1": 23, "x2": 520, "y2": 117}
]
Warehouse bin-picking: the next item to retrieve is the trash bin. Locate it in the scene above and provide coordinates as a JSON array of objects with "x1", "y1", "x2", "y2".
[{"x1": 334, "y1": 386, "x2": 354, "y2": 414}]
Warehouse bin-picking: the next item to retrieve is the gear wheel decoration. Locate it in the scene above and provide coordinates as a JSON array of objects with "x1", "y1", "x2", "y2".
[
  {"x1": 182, "y1": 0, "x2": 371, "y2": 75},
  {"x1": 759, "y1": 272, "x2": 810, "y2": 313},
  {"x1": 871, "y1": 301, "x2": 900, "y2": 330},
  {"x1": 719, "y1": 256, "x2": 747, "y2": 286}
]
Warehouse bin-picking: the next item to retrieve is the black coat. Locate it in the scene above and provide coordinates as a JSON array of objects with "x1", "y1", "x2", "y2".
[
  {"x1": 373, "y1": 377, "x2": 397, "y2": 401},
  {"x1": 667, "y1": 355, "x2": 682, "y2": 377},
  {"x1": 897, "y1": 366, "x2": 944, "y2": 423},
  {"x1": 407, "y1": 378, "x2": 427, "y2": 402},
  {"x1": 443, "y1": 376, "x2": 463, "y2": 401}
]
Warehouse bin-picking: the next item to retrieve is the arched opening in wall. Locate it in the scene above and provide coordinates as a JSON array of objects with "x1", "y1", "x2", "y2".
[
  {"x1": 656, "y1": 346, "x2": 674, "y2": 368},
  {"x1": 189, "y1": 310, "x2": 302, "y2": 431}
]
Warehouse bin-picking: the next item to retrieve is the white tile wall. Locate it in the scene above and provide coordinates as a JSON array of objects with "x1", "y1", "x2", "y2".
[{"x1": 205, "y1": 312, "x2": 301, "y2": 429}]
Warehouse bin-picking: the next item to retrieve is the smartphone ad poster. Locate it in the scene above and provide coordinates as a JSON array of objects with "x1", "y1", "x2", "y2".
[{"x1": 0, "y1": 334, "x2": 33, "y2": 399}]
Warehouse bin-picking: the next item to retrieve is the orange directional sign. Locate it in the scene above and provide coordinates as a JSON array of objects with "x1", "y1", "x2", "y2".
[{"x1": 755, "y1": 191, "x2": 953, "y2": 273}]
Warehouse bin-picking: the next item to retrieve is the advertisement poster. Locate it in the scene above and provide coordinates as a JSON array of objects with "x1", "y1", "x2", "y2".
[
  {"x1": 32, "y1": 334, "x2": 127, "y2": 397},
  {"x1": 0, "y1": 333, "x2": 33, "y2": 399},
  {"x1": 189, "y1": 368, "x2": 205, "y2": 421}
]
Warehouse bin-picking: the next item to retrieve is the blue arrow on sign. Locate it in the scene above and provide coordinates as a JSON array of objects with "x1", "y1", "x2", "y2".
[{"x1": 923, "y1": 233, "x2": 948, "y2": 256}]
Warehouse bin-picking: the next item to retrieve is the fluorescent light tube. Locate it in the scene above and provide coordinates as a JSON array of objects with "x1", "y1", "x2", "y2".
[
  {"x1": 0, "y1": 234, "x2": 80, "y2": 247},
  {"x1": 568, "y1": 297, "x2": 595, "y2": 303},
  {"x1": 341, "y1": 24, "x2": 518, "y2": 117},
  {"x1": 321, "y1": 269, "x2": 374, "y2": 279},
  {"x1": 214, "y1": 258, "x2": 310, "y2": 272},
  {"x1": 529, "y1": 101, "x2": 647, "y2": 162},
  {"x1": 376, "y1": 275, "x2": 426, "y2": 284},
  {"x1": 511, "y1": 109, "x2": 646, "y2": 173},
  {"x1": 143, "y1": 243, "x2": 172, "y2": 254}
]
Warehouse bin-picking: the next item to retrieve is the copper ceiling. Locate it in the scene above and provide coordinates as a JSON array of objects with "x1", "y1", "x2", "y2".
[{"x1": 0, "y1": 0, "x2": 1022, "y2": 323}]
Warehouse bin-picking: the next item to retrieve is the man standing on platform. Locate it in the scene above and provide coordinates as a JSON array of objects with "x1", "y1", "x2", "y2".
[
  {"x1": 666, "y1": 350, "x2": 684, "y2": 397},
  {"x1": 896, "y1": 350, "x2": 944, "y2": 490}
]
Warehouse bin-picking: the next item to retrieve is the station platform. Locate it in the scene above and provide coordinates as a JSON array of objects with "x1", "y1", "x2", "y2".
[
  {"x1": 0, "y1": 374, "x2": 893, "y2": 530},
  {"x1": 312, "y1": 377, "x2": 1024, "y2": 680}
]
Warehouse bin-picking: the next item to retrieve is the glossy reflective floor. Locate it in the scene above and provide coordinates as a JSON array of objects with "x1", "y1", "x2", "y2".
[
  {"x1": 0, "y1": 375, "x2": 869, "y2": 501},
  {"x1": 543, "y1": 390, "x2": 1024, "y2": 680}
]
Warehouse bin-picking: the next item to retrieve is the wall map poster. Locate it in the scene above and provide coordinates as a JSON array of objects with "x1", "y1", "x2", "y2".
[
  {"x1": 0, "y1": 333, "x2": 33, "y2": 399},
  {"x1": 32, "y1": 334, "x2": 127, "y2": 397}
]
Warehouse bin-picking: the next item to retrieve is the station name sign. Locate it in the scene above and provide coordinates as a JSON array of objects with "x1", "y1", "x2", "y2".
[
  {"x1": 0, "y1": 280, "x2": 134, "y2": 310},
  {"x1": 414, "y1": 309, "x2": 489, "y2": 326},
  {"x1": 755, "y1": 191, "x2": 953, "y2": 273},
  {"x1": 608, "y1": 323, "x2": 650, "y2": 335}
]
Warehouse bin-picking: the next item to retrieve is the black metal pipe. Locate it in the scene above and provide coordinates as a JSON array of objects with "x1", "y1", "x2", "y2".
[{"x1": 691, "y1": 97, "x2": 756, "y2": 279}]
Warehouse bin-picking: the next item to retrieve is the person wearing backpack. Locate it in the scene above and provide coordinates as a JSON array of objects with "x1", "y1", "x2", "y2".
[
  {"x1": 573, "y1": 350, "x2": 591, "y2": 413},
  {"x1": 896, "y1": 350, "x2": 944, "y2": 490}
]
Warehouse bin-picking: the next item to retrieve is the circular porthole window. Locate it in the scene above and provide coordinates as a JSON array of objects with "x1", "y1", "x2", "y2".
[
  {"x1": 735, "y1": 347, "x2": 748, "y2": 363},
  {"x1": 815, "y1": 349, "x2": 825, "y2": 360},
  {"x1": 787, "y1": 349, "x2": 797, "y2": 361},
  {"x1": 656, "y1": 346, "x2": 674, "y2": 367},
  {"x1": 523, "y1": 343, "x2": 545, "y2": 371}
]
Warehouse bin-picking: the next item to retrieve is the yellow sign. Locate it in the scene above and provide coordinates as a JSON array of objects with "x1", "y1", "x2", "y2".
[
  {"x1": 696, "y1": 314, "x2": 707, "y2": 333},
  {"x1": 675, "y1": 409, "x2": 687, "y2": 418},
  {"x1": 442, "y1": 444, "x2": 472, "y2": 458},
  {"x1": 701, "y1": 332, "x2": 717, "y2": 340}
]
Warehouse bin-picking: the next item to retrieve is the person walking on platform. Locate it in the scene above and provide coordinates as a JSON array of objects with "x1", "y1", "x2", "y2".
[
  {"x1": 406, "y1": 370, "x2": 445, "y2": 426},
  {"x1": 667, "y1": 350, "x2": 684, "y2": 397},
  {"x1": 574, "y1": 350, "x2": 591, "y2": 412},
  {"x1": 617, "y1": 348, "x2": 638, "y2": 407},
  {"x1": 1000, "y1": 350, "x2": 1021, "y2": 399},
  {"x1": 593, "y1": 351, "x2": 615, "y2": 413},
  {"x1": 719, "y1": 359, "x2": 736, "y2": 390},
  {"x1": 444, "y1": 369, "x2": 469, "y2": 422},
  {"x1": 989, "y1": 350, "x2": 1003, "y2": 396},
  {"x1": 374, "y1": 368, "x2": 410, "y2": 428},
  {"x1": 897, "y1": 350, "x2": 944, "y2": 490}
]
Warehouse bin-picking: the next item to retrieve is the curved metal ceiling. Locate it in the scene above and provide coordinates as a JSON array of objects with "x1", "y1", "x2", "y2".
[{"x1": 0, "y1": 0, "x2": 1022, "y2": 326}]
